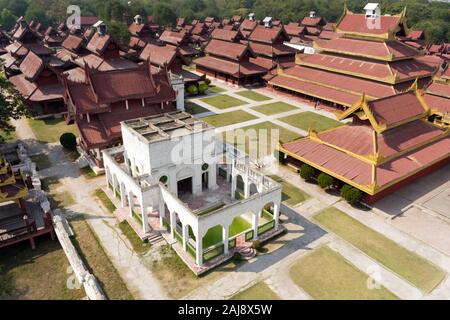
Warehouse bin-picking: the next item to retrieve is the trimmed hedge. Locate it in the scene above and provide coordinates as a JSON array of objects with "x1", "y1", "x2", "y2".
[
  {"x1": 340, "y1": 184, "x2": 362, "y2": 205},
  {"x1": 59, "y1": 132, "x2": 77, "y2": 150},
  {"x1": 187, "y1": 85, "x2": 198, "y2": 95},
  {"x1": 317, "y1": 173, "x2": 333, "y2": 189},
  {"x1": 300, "y1": 164, "x2": 315, "y2": 181}
]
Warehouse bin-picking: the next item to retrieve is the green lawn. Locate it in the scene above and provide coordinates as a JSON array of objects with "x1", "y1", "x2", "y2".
[
  {"x1": 0, "y1": 238, "x2": 86, "y2": 300},
  {"x1": 252, "y1": 102, "x2": 298, "y2": 115},
  {"x1": 269, "y1": 175, "x2": 309, "y2": 206},
  {"x1": 313, "y1": 207, "x2": 446, "y2": 293},
  {"x1": 94, "y1": 188, "x2": 116, "y2": 213},
  {"x1": 118, "y1": 220, "x2": 151, "y2": 255},
  {"x1": 0, "y1": 129, "x2": 17, "y2": 143},
  {"x1": 207, "y1": 85, "x2": 226, "y2": 94},
  {"x1": 231, "y1": 282, "x2": 280, "y2": 300},
  {"x1": 69, "y1": 217, "x2": 134, "y2": 299},
  {"x1": 290, "y1": 246, "x2": 398, "y2": 300},
  {"x1": 202, "y1": 216, "x2": 251, "y2": 248},
  {"x1": 235, "y1": 90, "x2": 271, "y2": 102},
  {"x1": 201, "y1": 95, "x2": 247, "y2": 109},
  {"x1": 224, "y1": 121, "x2": 302, "y2": 157},
  {"x1": 28, "y1": 118, "x2": 79, "y2": 143},
  {"x1": 185, "y1": 101, "x2": 210, "y2": 115},
  {"x1": 203, "y1": 110, "x2": 256, "y2": 128},
  {"x1": 31, "y1": 154, "x2": 52, "y2": 170},
  {"x1": 80, "y1": 166, "x2": 98, "y2": 179},
  {"x1": 279, "y1": 111, "x2": 343, "y2": 132}
]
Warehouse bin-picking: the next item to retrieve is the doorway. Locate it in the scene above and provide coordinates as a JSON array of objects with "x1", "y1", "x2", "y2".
[
  {"x1": 202, "y1": 172, "x2": 208, "y2": 191},
  {"x1": 177, "y1": 177, "x2": 193, "y2": 197}
]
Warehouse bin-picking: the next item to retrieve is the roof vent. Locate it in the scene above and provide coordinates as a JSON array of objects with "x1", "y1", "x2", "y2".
[
  {"x1": 248, "y1": 13, "x2": 255, "y2": 21},
  {"x1": 134, "y1": 15, "x2": 143, "y2": 25},
  {"x1": 93, "y1": 20, "x2": 107, "y2": 35},
  {"x1": 263, "y1": 17, "x2": 273, "y2": 28},
  {"x1": 364, "y1": 3, "x2": 380, "y2": 19},
  {"x1": 309, "y1": 11, "x2": 316, "y2": 18}
]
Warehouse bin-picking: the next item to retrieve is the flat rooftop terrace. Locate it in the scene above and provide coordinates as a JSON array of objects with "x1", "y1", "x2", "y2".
[{"x1": 123, "y1": 111, "x2": 212, "y2": 142}]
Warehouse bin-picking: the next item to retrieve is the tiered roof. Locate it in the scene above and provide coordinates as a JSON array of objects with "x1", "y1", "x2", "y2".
[
  {"x1": 269, "y1": 6, "x2": 436, "y2": 107},
  {"x1": 280, "y1": 88, "x2": 449, "y2": 196},
  {"x1": 423, "y1": 67, "x2": 450, "y2": 122},
  {"x1": 0, "y1": 157, "x2": 28, "y2": 204}
]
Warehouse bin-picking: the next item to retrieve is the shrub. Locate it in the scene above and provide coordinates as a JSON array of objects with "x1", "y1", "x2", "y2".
[
  {"x1": 187, "y1": 85, "x2": 198, "y2": 96},
  {"x1": 252, "y1": 240, "x2": 262, "y2": 251},
  {"x1": 341, "y1": 185, "x2": 363, "y2": 205},
  {"x1": 233, "y1": 252, "x2": 242, "y2": 261},
  {"x1": 198, "y1": 82, "x2": 209, "y2": 94},
  {"x1": 204, "y1": 78, "x2": 211, "y2": 85},
  {"x1": 300, "y1": 164, "x2": 315, "y2": 181},
  {"x1": 59, "y1": 132, "x2": 77, "y2": 150},
  {"x1": 317, "y1": 173, "x2": 334, "y2": 189}
]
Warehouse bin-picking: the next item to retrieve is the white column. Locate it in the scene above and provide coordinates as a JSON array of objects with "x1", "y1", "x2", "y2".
[
  {"x1": 226, "y1": 164, "x2": 232, "y2": 182},
  {"x1": 128, "y1": 191, "x2": 133, "y2": 217},
  {"x1": 252, "y1": 212, "x2": 259, "y2": 240},
  {"x1": 182, "y1": 224, "x2": 189, "y2": 251},
  {"x1": 159, "y1": 202, "x2": 165, "y2": 228},
  {"x1": 208, "y1": 165, "x2": 218, "y2": 190},
  {"x1": 231, "y1": 175, "x2": 237, "y2": 199},
  {"x1": 274, "y1": 202, "x2": 280, "y2": 230},
  {"x1": 170, "y1": 211, "x2": 176, "y2": 238},
  {"x1": 196, "y1": 233, "x2": 203, "y2": 265},
  {"x1": 140, "y1": 199, "x2": 149, "y2": 234},
  {"x1": 244, "y1": 179, "x2": 250, "y2": 199},
  {"x1": 120, "y1": 183, "x2": 127, "y2": 207},
  {"x1": 222, "y1": 225, "x2": 229, "y2": 255}
]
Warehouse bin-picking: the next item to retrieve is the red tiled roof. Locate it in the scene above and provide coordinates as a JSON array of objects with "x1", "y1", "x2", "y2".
[
  {"x1": 195, "y1": 55, "x2": 266, "y2": 77},
  {"x1": 281, "y1": 65, "x2": 397, "y2": 98},
  {"x1": 29, "y1": 84, "x2": 64, "y2": 102},
  {"x1": 423, "y1": 93, "x2": 450, "y2": 115},
  {"x1": 315, "y1": 38, "x2": 419, "y2": 60},
  {"x1": 178, "y1": 45, "x2": 198, "y2": 57},
  {"x1": 318, "y1": 30, "x2": 339, "y2": 40},
  {"x1": 128, "y1": 23, "x2": 146, "y2": 35},
  {"x1": 249, "y1": 42, "x2": 295, "y2": 57},
  {"x1": 211, "y1": 28, "x2": 240, "y2": 42},
  {"x1": 284, "y1": 23, "x2": 305, "y2": 37},
  {"x1": 8, "y1": 74, "x2": 37, "y2": 98},
  {"x1": 139, "y1": 44, "x2": 177, "y2": 67},
  {"x1": 159, "y1": 30, "x2": 187, "y2": 46},
  {"x1": 240, "y1": 19, "x2": 257, "y2": 32},
  {"x1": 301, "y1": 16, "x2": 325, "y2": 27},
  {"x1": 367, "y1": 91, "x2": 427, "y2": 127},
  {"x1": 427, "y1": 82, "x2": 450, "y2": 98},
  {"x1": 205, "y1": 39, "x2": 250, "y2": 61},
  {"x1": 19, "y1": 51, "x2": 43, "y2": 81},
  {"x1": 86, "y1": 32, "x2": 111, "y2": 54},
  {"x1": 269, "y1": 73, "x2": 361, "y2": 106},
  {"x1": 249, "y1": 26, "x2": 287, "y2": 44},
  {"x1": 296, "y1": 53, "x2": 435, "y2": 83},
  {"x1": 337, "y1": 13, "x2": 401, "y2": 36},
  {"x1": 80, "y1": 16, "x2": 98, "y2": 26},
  {"x1": 62, "y1": 34, "x2": 84, "y2": 52}
]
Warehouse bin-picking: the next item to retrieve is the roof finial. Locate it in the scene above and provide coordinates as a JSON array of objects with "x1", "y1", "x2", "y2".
[{"x1": 409, "y1": 77, "x2": 419, "y2": 92}]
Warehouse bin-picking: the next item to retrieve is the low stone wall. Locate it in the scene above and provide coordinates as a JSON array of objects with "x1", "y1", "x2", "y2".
[{"x1": 53, "y1": 210, "x2": 106, "y2": 300}]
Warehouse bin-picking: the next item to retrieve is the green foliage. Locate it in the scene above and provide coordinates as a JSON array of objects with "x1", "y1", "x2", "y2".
[
  {"x1": 204, "y1": 78, "x2": 211, "y2": 85},
  {"x1": 153, "y1": 2, "x2": 177, "y2": 27},
  {"x1": 0, "y1": 9, "x2": 16, "y2": 30},
  {"x1": 0, "y1": 73, "x2": 30, "y2": 142},
  {"x1": 252, "y1": 240, "x2": 262, "y2": 251},
  {"x1": 108, "y1": 21, "x2": 130, "y2": 47},
  {"x1": 25, "y1": 1, "x2": 49, "y2": 25},
  {"x1": 187, "y1": 85, "x2": 198, "y2": 95},
  {"x1": 198, "y1": 82, "x2": 209, "y2": 94},
  {"x1": 0, "y1": 265, "x2": 13, "y2": 297},
  {"x1": 340, "y1": 185, "x2": 363, "y2": 205},
  {"x1": 300, "y1": 164, "x2": 315, "y2": 181},
  {"x1": 317, "y1": 173, "x2": 333, "y2": 189},
  {"x1": 59, "y1": 132, "x2": 77, "y2": 150}
]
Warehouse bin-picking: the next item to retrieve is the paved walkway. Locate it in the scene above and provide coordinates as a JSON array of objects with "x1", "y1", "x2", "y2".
[{"x1": 12, "y1": 118, "x2": 169, "y2": 300}]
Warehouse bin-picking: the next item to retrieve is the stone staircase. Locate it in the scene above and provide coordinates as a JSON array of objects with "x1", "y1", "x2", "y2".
[
  {"x1": 237, "y1": 246, "x2": 256, "y2": 260},
  {"x1": 145, "y1": 232, "x2": 164, "y2": 245}
]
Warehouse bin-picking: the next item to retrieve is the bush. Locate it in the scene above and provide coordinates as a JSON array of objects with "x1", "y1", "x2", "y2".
[
  {"x1": 233, "y1": 252, "x2": 242, "y2": 261},
  {"x1": 187, "y1": 85, "x2": 198, "y2": 96},
  {"x1": 252, "y1": 240, "x2": 262, "y2": 251},
  {"x1": 300, "y1": 164, "x2": 315, "y2": 181},
  {"x1": 204, "y1": 78, "x2": 211, "y2": 85},
  {"x1": 317, "y1": 173, "x2": 333, "y2": 189},
  {"x1": 59, "y1": 132, "x2": 77, "y2": 150},
  {"x1": 341, "y1": 185, "x2": 363, "y2": 205},
  {"x1": 198, "y1": 82, "x2": 209, "y2": 94}
]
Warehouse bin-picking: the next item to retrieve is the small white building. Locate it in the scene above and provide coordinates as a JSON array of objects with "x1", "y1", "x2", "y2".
[{"x1": 102, "y1": 112, "x2": 283, "y2": 273}]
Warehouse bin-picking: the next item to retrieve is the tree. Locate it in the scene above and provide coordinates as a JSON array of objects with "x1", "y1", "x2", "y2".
[
  {"x1": 0, "y1": 73, "x2": 30, "y2": 142},
  {"x1": 7, "y1": 0, "x2": 28, "y2": 17},
  {"x1": 317, "y1": 172, "x2": 333, "y2": 189},
  {"x1": 153, "y1": 2, "x2": 176, "y2": 27},
  {"x1": 340, "y1": 184, "x2": 362, "y2": 205},
  {"x1": 25, "y1": 2, "x2": 49, "y2": 25},
  {"x1": 59, "y1": 132, "x2": 77, "y2": 150},
  {"x1": 0, "y1": 8, "x2": 17, "y2": 30},
  {"x1": 108, "y1": 21, "x2": 130, "y2": 47},
  {"x1": 299, "y1": 164, "x2": 315, "y2": 181},
  {"x1": 187, "y1": 85, "x2": 198, "y2": 96}
]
